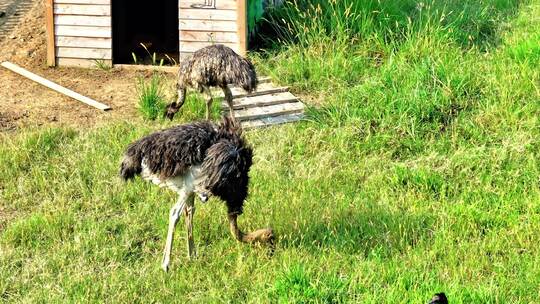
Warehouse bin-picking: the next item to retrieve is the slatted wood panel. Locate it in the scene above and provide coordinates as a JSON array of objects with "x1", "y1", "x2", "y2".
[
  {"x1": 223, "y1": 92, "x2": 299, "y2": 110},
  {"x1": 55, "y1": 0, "x2": 109, "y2": 4},
  {"x1": 54, "y1": 4, "x2": 110, "y2": 16},
  {"x1": 179, "y1": 19, "x2": 238, "y2": 32},
  {"x1": 53, "y1": 0, "x2": 111, "y2": 67},
  {"x1": 180, "y1": 30, "x2": 239, "y2": 43},
  {"x1": 56, "y1": 46, "x2": 111, "y2": 59},
  {"x1": 55, "y1": 15, "x2": 111, "y2": 27},
  {"x1": 57, "y1": 58, "x2": 111, "y2": 68},
  {"x1": 51, "y1": 0, "x2": 246, "y2": 67},
  {"x1": 234, "y1": 102, "x2": 304, "y2": 121},
  {"x1": 180, "y1": 41, "x2": 239, "y2": 53},
  {"x1": 56, "y1": 36, "x2": 111, "y2": 48},
  {"x1": 179, "y1": 8, "x2": 236, "y2": 21},
  {"x1": 220, "y1": 77, "x2": 306, "y2": 129},
  {"x1": 242, "y1": 113, "x2": 304, "y2": 129},
  {"x1": 178, "y1": 0, "x2": 243, "y2": 57},
  {"x1": 179, "y1": 0, "x2": 237, "y2": 9},
  {"x1": 55, "y1": 25, "x2": 111, "y2": 37}
]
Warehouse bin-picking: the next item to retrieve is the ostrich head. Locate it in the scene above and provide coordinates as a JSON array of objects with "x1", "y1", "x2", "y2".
[
  {"x1": 200, "y1": 116, "x2": 274, "y2": 246},
  {"x1": 199, "y1": 116, "x2": 253, "y2": 214}
]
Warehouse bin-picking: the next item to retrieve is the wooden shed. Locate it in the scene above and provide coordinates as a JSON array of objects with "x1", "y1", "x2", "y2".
[{"x1": 44, "y1": 0, "x2": 249, "y2": 67}]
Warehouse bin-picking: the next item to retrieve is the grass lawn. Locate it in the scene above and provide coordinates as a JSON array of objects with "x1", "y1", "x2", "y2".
[{"x1": 1, "y1": 0, "x2": 539, "y2": 302}]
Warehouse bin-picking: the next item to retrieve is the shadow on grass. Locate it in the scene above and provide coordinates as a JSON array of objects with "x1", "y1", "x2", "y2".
[{"x1": 277, "y1": 205, "x2": 435, "y2": 257}]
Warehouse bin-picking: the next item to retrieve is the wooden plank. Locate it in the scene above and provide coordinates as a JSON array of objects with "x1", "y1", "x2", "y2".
[
  {"x1": 56, "y1": 36, "x2": 111, "y2": 48},
  {"x1": 55, "y1": 0, "x2": 109, "y2": 4},
  {"x1": 114, "y1": 64, "x2": 178, "y2": 73},
  {"x1": 258, "y1": 76, "x2": 272, "y2": 84},
  {"x1": 180, "y1": 30, "x2": 239, "y2": 43},
  {"x1": 230, "y1": 84, "x2": 289, "y2": 98},
  {"x1": 54, "y1": 15, "x2": 111, "y2": 27},
  {"x1": 54, "y1": 4, "x2": 110, "y2": 16},
  {"x1": 180, "y1": 41, "x2": 239, "y2": 53},
  {"x1": 55, "y1": 25, "x2": 111, "y2": 38},
  {"x1": 233, "y1": 102, "x2": 304, "y2": 121},
  {"x1": 222, "y1": 92, "x2": 299, "y2": 110},
  {"x1": 214, "y1": 82, "x2": 289, "y2": 98},
  {"x1": 1, "y1": 61, "x2": 111, "y2": 110},
  {"x1": 45, "y1": 0, "x2": 55, "y2": 66},
  {"x1": 237, "y1": 0, "x2": 247, "y2": 56},
  {"x1": 179, "y1": 0, "x2": 236, "y2": 9},
  {"x1": 179, "y1": 8, "x2": 237, "y2": 21},
  {"x1": 57, "y1": 57, "x2": 111, "y2": 68},
  {"x1": 241, "y1": 113, "x2": 304, "y2": 129},
  {"x1": 231, "y1": 86, "x2": 289, "y2": 98},
  {"x1": 179, "y1": 19, "x2": 237, "y2": 32},
  {"x1": 56, "y1": 47, "x2": 112, "y2": 59}
]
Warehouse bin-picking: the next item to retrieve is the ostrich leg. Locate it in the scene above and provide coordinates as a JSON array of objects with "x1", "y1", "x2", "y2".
[
  {"x1": 162, "y1": 193, "x2": 188, "y2": 272},
  {"x1": 165, "y1": 87, "x2": 186, "y2": 120},
  {"x1": 184, "y1": 195, "x2": 196, "y2": 258},
  {"x1": 222, "y1": 86, "x2": 236, "y2": 120},
  {"x1": 203, "y1": 87, "x2": 213, "y2": 120}
]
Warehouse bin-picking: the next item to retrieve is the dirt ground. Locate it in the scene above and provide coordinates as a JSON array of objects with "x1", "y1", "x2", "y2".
[{"x1": 0, "y1": 0, "x2": 176, "y2": 132}]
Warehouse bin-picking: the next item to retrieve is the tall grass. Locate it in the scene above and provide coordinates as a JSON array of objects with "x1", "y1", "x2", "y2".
[
  {"x1": 266, "y1": 0, "x2": 521, "y2": 47},
  {"x1": 135, "y1": 73, "x2": 167, "y2": 120},
  {"x1": 256, "y1": 0, "x2": 524, "y2": 92},
  {"x1": 1, "y1": 0, "x2": 539, "y2": 302}
]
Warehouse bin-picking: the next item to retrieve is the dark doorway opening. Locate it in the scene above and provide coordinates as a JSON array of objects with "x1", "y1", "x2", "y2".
[{"x1": 112, "y1": 0, "x2": 179, "y2": 65}]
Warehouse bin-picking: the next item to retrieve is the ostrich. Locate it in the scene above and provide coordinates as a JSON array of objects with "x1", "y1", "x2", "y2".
[
  {"x1": 164, "y1": 44, "x2": 258, "y2": 121},
  {"x1": 120, "y1": 116, "x2": 274, "y2": 271}
]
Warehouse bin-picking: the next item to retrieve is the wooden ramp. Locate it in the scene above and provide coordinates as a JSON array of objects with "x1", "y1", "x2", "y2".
[{"x1": 220, "y1": 76, "x2": 305, "y2": 129}]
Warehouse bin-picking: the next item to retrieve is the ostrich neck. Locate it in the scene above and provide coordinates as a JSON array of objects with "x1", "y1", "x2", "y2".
[{"x1": 228, "y1": 213, "x2": 248, "y2": 242}]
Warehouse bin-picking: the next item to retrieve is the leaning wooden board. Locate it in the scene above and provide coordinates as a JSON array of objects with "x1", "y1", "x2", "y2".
[{"x1": 1, "y1": 61, "x2": 111, "y2": 111}]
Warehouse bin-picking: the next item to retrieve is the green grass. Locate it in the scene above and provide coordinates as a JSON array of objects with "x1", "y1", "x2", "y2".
[
  {"x1": 136, "y1": 73, "x2": 168, "y2": 120},
  {"x1": 1, "y1": 0, "x2": 540, "y2": 302}
]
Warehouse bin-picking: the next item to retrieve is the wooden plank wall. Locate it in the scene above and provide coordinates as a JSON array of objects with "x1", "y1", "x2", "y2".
[
  {"x1": 179, "y1": 0, "x2": 244, "y2": 59},
  {"x1": 52, "y1": 0, "x2": 245, "y2": 67},
  {"x1": 53, "y1": 0, "x2": 112, "y2": 67}
]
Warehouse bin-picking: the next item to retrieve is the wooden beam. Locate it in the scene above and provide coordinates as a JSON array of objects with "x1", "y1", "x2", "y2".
[
  {"x1": 57, "y1": 58, "x2": 111, "y2": 68},
  {"x1": 237, "y1": 0, "x2": 247, "y2": 56},
  {"x1": 45, "y1": 0, "x2": 55, "y2": 66},
  {"x1": 1, "y1": 62, "x2": 111, "y2": 111},
  {"x1": 233, "y1": 102, "x2": 304, "y2": 121},
  {"x1": 241, "y1": 113, "x2": 304, "y2": 129},
  {"x1": 113, "y1": 64, "x2": 179, "y2": 73}
]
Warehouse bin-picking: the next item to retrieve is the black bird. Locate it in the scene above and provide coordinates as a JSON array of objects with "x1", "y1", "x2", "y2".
[{"x1": 429, "y1": 292, "x2": 448, "y2": 304}]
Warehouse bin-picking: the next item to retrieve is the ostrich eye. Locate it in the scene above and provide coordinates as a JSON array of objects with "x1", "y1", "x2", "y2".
[{"x1": 197, "y1": 192, "x2": 209, "y2": 203}]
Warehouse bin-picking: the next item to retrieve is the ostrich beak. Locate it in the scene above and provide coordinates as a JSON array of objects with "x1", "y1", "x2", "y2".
[{"x1": 164, "y1": 102, "x2": 178, "y2": 120}]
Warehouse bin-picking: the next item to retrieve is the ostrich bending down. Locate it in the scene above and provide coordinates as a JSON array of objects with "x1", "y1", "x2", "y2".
[
  {"x1": 164, "y1": 44, "x2": 258, "y2": 121},
  {"x1": 120, "y1": 116, "x2": 274, "y2": 271}
]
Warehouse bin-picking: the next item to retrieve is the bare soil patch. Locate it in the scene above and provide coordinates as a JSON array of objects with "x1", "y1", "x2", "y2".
[{"x1": 0, "y1": 0, "x2": 176, "y2": 132}]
